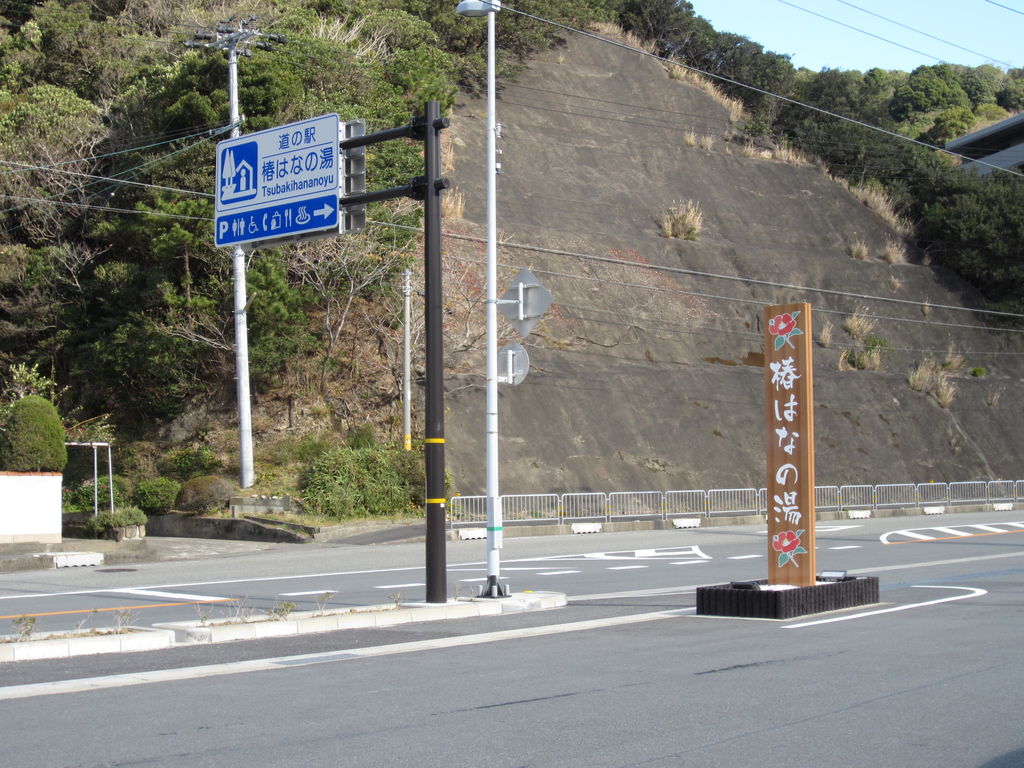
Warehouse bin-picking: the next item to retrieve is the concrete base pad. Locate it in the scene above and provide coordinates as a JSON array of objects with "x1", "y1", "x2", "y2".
[{"x1": 696, "y1": 577, "x2": 880, "y2": 620}]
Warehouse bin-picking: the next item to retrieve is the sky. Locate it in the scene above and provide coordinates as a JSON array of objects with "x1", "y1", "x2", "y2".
[{"x1": 687, "y1": 0, "x2": 1023, "y2": 73}]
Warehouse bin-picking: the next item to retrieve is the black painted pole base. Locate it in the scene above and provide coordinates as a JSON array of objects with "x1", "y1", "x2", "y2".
[
  {"x1": 479, "y1": 576, "x2": 508, "y2": 598},
  {"x1": 696, "y1": 576, "x2": 880, "y2": 620}
]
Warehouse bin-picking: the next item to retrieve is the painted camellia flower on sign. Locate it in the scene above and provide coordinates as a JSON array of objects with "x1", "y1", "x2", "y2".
[
  {"x1": 768, "y1": 311, "x2": 802, "y2": 351},
  {"x1": 771, "y1": 528, "x2": 808, "y2": 567}
]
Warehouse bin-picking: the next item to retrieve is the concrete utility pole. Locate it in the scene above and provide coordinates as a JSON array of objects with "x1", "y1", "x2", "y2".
[
  {"x1": 186, "y1": 17, "x2": 285, "y2": 489},
  {"x1": 403, "y1": 269, "x2": 413, "y2": 451}
]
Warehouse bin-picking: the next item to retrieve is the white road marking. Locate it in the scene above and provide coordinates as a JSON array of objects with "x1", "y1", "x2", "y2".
[
  {"x1": 606, "y1": 565, "x2": 648, "y2": 570},
  {"x1": 459, "y1": 578, "x2": 488, "y2": 583},
  {"x1": 0, "y1": 609, "x2": 693, "y2": 701},
  {"x1": 829, "y1": 545, "x2": 861, "y2": 550},
  {"x1": 671, "y1": 561, "x2": 709, "y2": 565},
  {"x1": 536, "y1": 570, "x2": 580, "y2": 576},
  {"x1": 896, "y1": 531, "x2": 935, "y2": 540},
  {"x1": 279, "y1": 590, "x2": 338, "y2": 597},
  {"x1": 111, "y1": 589, "x2": 229, "y2": 602},
  {"x1": 728, "y1": 555, "x2": 761, "y2": 560},
  {"x1": 784, "y1": 586, "x2": 987, "y2": 628},
  {"x1": 815, "y1": 525, "x2": 863, "y2": 532},
  {"x1": 374, "y1": 583, "x2": 424, "y2": 589},
  {"x1": 968, "y1": 524, "x2": 1007, "y2": 533},
  {"x1": 581, "y1": 546, "x2": 711, "y2": 561}
]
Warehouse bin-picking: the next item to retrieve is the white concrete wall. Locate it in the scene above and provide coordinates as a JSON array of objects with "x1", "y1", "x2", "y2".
[{"x1": 0, "y1": 472, "x2": 62, "y2": 544}]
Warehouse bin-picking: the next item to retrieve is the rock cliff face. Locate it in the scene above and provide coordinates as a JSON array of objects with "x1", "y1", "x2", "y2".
[{"x1": 442, "y1": 31, "x2": 1024, "y2": 496}]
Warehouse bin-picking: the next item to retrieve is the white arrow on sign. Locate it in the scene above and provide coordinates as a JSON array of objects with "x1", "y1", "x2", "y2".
[{"x1": 314, "y1": 202, "x2": 335, "y2": 219}]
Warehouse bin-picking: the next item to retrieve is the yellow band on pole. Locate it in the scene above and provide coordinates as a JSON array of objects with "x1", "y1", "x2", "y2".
[
  {"x1": 424, "y1": 438, "x2": 445, "y2": 444},
  {"x1": 426, "y1": 498, "x2": 447, "y2": 505}
]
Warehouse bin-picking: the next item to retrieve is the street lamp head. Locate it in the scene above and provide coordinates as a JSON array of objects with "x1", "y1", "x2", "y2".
[{"x1": 456, "y1": 0, "x2": 499, "y2": 16}]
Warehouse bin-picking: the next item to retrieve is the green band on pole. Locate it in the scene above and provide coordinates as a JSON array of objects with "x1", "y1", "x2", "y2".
[{"x1": 486, "y1": 526, "x2": 504, "y2": 531}]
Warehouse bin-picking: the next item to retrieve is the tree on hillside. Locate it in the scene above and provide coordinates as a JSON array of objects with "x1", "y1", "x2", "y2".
[{"x1": 890, "y1": 64, "x2": 970, "y2": 122}]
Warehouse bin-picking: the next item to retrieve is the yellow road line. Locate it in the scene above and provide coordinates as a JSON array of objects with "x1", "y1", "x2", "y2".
[{"x1": 0, "y1": 598, "x2": 234, "y2": 620}]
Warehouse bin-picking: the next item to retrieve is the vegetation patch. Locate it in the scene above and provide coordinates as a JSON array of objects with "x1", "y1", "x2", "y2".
[{"x1": 661, "y1": 200, "x2": 703, "y2": 240}]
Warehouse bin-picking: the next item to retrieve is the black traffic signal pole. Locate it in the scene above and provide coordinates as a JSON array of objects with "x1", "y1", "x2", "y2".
[{"x1": 340, "y1": 101, "x2": 450, "y2": 604}]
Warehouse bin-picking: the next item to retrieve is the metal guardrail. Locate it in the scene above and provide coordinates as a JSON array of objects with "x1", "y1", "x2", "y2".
[{"x1": 448, "y1": 479, "x2": 1021, "y2": 527}]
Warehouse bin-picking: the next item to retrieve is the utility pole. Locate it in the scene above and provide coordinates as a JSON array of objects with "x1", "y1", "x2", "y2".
[
  {"x1": 186, "y1": 17, "x2": 286, "y2": 489},
  {"x1": 338, "y1": 103, "x2": 450, "y2": 603},
  {"x1": 403, "y1": 269, "x2": 413, "y2": 451}
]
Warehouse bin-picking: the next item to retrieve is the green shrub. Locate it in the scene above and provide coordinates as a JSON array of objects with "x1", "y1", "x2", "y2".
[
  {"x1": 82, "y1": 505, "x2": 148, "y2": 538},
  {"x1": 164, "y1": 444, "x2": 220, "y2": 479},
  {"x1": 346, "y1": 424, "x2": 377, "y2": 450},
  {"x1": 970, "y1": 367, "x2": 986, "y2": 378},
  {"x1": 301, "y1": 445, "x2": 424, "y2": 519},
  {"x1": 63, "y1": 475, "x2": 130, "y2": 515},
  {"x1": 175, "y1": 474, "x2": 235, "y2": 513},
  {"x1": 133, "y1": 477, "x2": 181, "y2": 515},
  {"x1": 0, "y1": 395, "x2": 67, "y2": 472}
]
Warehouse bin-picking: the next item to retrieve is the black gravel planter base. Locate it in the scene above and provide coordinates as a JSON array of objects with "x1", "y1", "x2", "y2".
[{"x1": 696, "y1": 576, "x2": 880, "y2": 620}]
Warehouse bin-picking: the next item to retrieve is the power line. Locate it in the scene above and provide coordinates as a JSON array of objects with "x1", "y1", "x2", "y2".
[
  {"x1": 776, "y1": 0, "x2": 945, "y2": 64},
  {"x1": 982, "y1": 0, "x2": 1024, "y2": 17},
  {"x1": 831, "y1": 0, "x2": 1016, "y2": 69},
  {"x1": 496, "y1": 2, "x2": 1024, "y2": 178}
]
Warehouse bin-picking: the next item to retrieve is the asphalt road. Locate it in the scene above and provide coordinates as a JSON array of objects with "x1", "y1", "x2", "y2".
[{"x1": 1, "y1": 510, "x2": 1023, "y2": 767}]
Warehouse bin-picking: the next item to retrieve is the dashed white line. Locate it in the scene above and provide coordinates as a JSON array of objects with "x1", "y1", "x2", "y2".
[
  {"x1": 536, "y1": 570, "x2": 580, "y2": 576},
  {"x1": 374, "y1": 583, "x2": 424, "y2": 590},
  {"x1": 968, "y1": 524, "x2": 1007, "y2": 533},
  {"x1": 671, "y1": 561, "x2": 709, "y2": 566},
  {"x1": 728, "y1": 555, "x2": 761, "y2": 560},
  {"x1": 111, "y1": 589, "x2": 229, "y2": 602},
  {"x1": 606, "y1": 565, "x2": 648, "y2": 570},
  {"x1": 829, "y1": 545, "x2": 861, "y2": 550},
  {"x1": 279, "y1": 590, "x2": 338, "y2": 597}
]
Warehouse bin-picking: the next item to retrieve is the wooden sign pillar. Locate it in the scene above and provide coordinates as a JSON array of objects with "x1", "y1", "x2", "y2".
[{"x1": 764, "y1": 303, "x2": 816, "y2": 586}]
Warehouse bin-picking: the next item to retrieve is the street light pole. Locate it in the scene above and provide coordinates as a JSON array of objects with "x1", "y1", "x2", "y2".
[{"x1": 456, "y1": 0, "x2": 505, "y2": 597}]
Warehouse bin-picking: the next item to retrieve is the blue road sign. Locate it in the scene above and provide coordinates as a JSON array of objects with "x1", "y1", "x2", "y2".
[{"x1": 215, "y1": 114, "x2": 340, "y2": 248}]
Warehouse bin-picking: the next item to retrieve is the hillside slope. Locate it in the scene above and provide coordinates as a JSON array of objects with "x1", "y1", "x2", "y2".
[{"x1": 442, "y1": 31, "x2": 1024, "y2": 495}]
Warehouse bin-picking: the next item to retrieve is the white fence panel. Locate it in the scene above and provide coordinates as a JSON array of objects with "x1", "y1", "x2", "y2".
[
  {"x1": 562, "y1": 492, "x2": 607, "y2": 521},
  {"x1": 502, "y1": 494, "x2": 560, "y2": 521},
  {"x1": 877, "y1": 483, "x2": 917, "y2": 508},
  {"x1": 988, "y1": 480, "x2": 1015, "y2": 503},
  {"x1": 708, "y1": 488, "x2": 759, "y2": 516},
  {"x1": 840, "y1": 485, "x2": 874, "y2": 509},
  {"x1": 916, "y1": 483, "x2": 948, "y2": 506},
  {"x1": 665, "y1": 490, "x2": 707, "y2": 518},
  {"x1": 815, "y1": 485, "x2": 841, "y2": 512},
  {"x1": 608, "y1": 491, "x2": 663, "y2": 519},
  {"x1": 948, "y1": 481, "x2": 987, "y2": 506},
  {"x1": 449, "y1": 495, "x2": 486, "y2": 525}
]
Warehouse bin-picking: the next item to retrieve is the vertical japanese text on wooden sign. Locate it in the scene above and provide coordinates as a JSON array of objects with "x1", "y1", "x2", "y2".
[{"x1": 765, "y1": 303, "x2": 816, "y2": 586}]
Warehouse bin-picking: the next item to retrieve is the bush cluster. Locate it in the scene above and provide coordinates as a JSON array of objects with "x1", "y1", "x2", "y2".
[
  {"x1": 301, "y1": 444, "x2": 425, "y2": 519},
  {"x1": 63, "y1": 475, "x2": 129, "y2": 515},
  {"x1": 82, "y1": 505, "x2": 148, "y2": 538},
  {"x1": 0, "y1": 395, "x2": 67, "y2": 472},
  {"x1": 133, "y1": 477, "x2": 181, "y2": 515}
]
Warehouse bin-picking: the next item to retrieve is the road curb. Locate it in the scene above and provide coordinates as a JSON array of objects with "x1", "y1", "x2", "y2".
[
  {"x1": 153, "y1": 591, "x2": 567, "y2": 645},
  {"x1": 0, "y1": 627, "x2": 175, "y2": 663}
]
